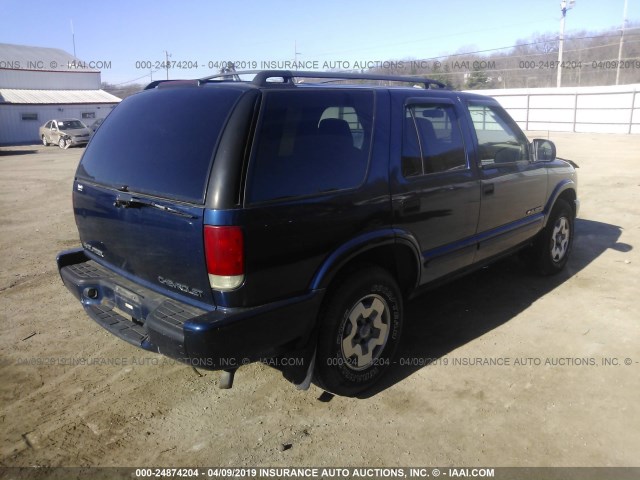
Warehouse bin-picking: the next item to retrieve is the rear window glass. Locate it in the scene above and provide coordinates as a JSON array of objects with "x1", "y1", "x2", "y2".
[
  {"x1": 247, "y1": 90, "x2": 374, "y2": 203},
  {"x1": 77, "y1": 87, "x2": 243, "y2": 203}
]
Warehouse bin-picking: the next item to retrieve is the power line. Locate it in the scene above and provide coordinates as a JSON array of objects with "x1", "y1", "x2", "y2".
[
  {"x1": 468, "y1": 38, "x2": 640, "y2": 61},
  {"x1": 111, "y1": 72, "x2": 153, "y2": 86},
  {"x1": 412, "y1": 55, "x2": 640, "y2": 77},
  {"x1": 415, "y1": 31, "x2": 640, "y2": 62},
  {"x1": 311, "y1": 18, "x2": 555, "y2": 57}
]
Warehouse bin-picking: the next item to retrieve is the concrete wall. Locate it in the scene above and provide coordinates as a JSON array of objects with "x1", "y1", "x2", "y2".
[{"x1": 467, "y1": 84, "x2": 640, "y2": 134}]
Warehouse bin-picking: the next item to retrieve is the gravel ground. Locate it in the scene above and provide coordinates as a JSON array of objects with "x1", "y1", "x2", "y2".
[{"x1": 0, "y1": 133, "x2": 638, "y2": 470}]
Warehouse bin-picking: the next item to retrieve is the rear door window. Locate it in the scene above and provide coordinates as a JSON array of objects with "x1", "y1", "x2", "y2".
[
  {"x1": 247, "y1": 90, "x2": 374, "y2": 203},
  {"x1": 402, "y1": 103, "x2": 467, "y2": 177},
  {"x1": 77, "y1": 87, "x2": 244, "y2": 203}
]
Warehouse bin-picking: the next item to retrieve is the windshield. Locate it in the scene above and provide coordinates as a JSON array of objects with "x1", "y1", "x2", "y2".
[{"x1": 58, "y1": 120, "x2": 86, "y2": 130}]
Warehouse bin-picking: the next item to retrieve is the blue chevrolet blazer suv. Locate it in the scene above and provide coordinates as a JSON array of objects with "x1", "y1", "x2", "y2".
[{"x1": 57, "y1": 70, "x2": 579, "y2": 396}]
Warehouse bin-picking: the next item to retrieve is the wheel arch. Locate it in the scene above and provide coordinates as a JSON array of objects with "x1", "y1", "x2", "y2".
[
  {"x1": 310, "y1": 229, "x2": 421, "y2": 297},
  {"x1": 544, "y1": 180, "x2": 577, "y2": 227}
]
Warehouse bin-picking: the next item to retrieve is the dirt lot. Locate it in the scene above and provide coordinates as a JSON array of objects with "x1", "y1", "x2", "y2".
[{"x1": 0, "y1": 134, "x2": 639, "y2": 469}]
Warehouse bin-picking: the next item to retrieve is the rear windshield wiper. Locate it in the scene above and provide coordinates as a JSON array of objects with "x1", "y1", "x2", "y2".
[{"x1": 113, "y1": 194, "x2": 196, "y2": 218}]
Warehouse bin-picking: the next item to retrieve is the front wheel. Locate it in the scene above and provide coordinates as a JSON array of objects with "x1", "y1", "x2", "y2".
[
  {"x1": 58, "y1": 137, "x2": 68, "y2": 149},
  {"x1": 529, "y1": 198, "x2": 574, "y2": 275},
  {"x1": 314, "y1": 266, "x2": 403, "y2": 396}
]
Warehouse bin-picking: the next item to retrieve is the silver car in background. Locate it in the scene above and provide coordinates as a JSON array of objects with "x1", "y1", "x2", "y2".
[{"x1": 39, "y1": 119, "x2": 92, "y2": 149}]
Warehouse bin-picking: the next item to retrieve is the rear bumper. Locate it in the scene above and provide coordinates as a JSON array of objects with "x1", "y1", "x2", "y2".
[{"x1": 57, "y1": 248, "x2": 324, "y2": 370}]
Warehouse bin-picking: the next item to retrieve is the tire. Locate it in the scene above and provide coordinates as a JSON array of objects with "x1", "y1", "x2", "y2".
[
  {"x1": 529, "y1": 198, "x2": 574, "y2": 275},
  {"x1": 42, "y1": 136, "x2": 49, "y2": 146},
  {"x1": 314, "y1": 266, "x2": 403, "y2": 396},
  {"x1": 58, "y1": 137, "x2": 67, "y2": 149}
]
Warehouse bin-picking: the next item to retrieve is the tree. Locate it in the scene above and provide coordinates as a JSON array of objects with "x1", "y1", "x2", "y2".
[
  {"x1": 465, "y1": 68, "x2": 491, "y2": 89},
  {"x1": 428, "y1": 63, "x2": 462, "y2": 90},
  {"x1": 101, "y1": 82, "x2": 144, "y2": 99}
]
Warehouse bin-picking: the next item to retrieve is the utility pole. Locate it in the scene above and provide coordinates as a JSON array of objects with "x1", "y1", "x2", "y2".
[
  {"x1": 616, "y1": 0, "x2": 629, "y2": 85},
  {"x1": 557, "y1": 0, "x2": 576, "y2": 88},
  {"x1": 164, "y1": 50, "x2": 172, "y2": 80},
  {"x1": 294, "y1": 41, "x2": 301, "y2": 65},
  {"x1": 70, "y1": 19, "x2": 76, "y2": 59}
]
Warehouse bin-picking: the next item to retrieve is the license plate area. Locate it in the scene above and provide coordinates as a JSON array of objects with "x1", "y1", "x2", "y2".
[{"x1": 113, "y1": 285, "x2": 143, "y2": 321}]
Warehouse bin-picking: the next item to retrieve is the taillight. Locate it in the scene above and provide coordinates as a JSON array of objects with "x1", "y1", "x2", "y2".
[{"x1": 204, "y1": 226, "x2": 244, "y2": 291}]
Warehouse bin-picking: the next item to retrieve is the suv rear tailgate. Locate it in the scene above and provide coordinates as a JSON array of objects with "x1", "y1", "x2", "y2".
[
  {"x1": 73, "y1": 181, "x2": 213, "y2": 303},
  {"x1": 73, "y1": 85, "x2": 246, "y2": 307}
]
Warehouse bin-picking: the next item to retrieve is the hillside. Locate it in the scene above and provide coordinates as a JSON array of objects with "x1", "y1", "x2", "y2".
[{"x1": 373, "y1": 23, "x2": 640, "y2": 89}]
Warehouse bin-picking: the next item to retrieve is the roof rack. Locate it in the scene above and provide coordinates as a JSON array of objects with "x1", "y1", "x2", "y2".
[
  {"x1": 145, "y1": 70, "x2": 447, "y2": 90},
  {"x1": 198, "y1": 70, "x2": 447, "y2": 89}
]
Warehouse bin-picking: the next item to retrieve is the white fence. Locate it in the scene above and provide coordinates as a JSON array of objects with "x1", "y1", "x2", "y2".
[{"x1": 467, "y1": 84, "x2": 640, "y2": 134}]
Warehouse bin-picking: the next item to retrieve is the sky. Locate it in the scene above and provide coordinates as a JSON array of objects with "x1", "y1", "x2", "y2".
[{"x1": 2, "y1": 0, "x2": 638, "y2": 84}]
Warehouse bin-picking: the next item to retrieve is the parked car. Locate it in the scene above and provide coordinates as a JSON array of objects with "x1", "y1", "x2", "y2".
[
  {"x1": 89, "y1": 117, "x2": 105, "y2": 134},
  {"x1": 40, "y1": 119, "x2": 91, "y2": 149},
  {"x1": 57, "y1": 71, "x2": 579, "y2": 396}
]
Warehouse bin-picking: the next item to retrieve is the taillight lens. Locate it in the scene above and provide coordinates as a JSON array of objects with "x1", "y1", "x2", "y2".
[{"x1": 204, "y1": 226, "x2": 244, "y2": 291}]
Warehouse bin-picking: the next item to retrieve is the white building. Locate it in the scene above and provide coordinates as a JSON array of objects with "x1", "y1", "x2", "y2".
[{"x1": 0, "y1": 43, "x2": 121, "y2": 145}]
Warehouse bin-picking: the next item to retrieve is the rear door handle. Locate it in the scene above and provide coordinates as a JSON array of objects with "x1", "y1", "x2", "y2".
[
  {"x1": 401, "y1": 196, "x2": 421, "y2": 214},
  {"x1": 483, "y1": 183, "x2": 495, "y2": 195}
]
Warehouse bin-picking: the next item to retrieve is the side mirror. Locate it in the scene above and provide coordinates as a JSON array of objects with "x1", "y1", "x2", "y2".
[{"x1": 531, "y1": 139, "x2": 556, "y2": 162}]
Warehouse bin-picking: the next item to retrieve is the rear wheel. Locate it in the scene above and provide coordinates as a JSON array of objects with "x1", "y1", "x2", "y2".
[
  {"x1": 314, "y1": 266, "x2": 403, "y2": 396},
  {"x1": 42, "y1": 136, "x2": 49, "y2": 146},
  {"x1": 529, "y1": 199, "x2": 574, "y2": 275}
]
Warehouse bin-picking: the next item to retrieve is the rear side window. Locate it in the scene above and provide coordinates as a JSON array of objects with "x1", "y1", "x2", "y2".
[
  {"x1": 77, "y1": 87, "x2": 243, "y2": 203},
  {"x1": 247, "y1": 90, "x2": 374, "y2": 203}
]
